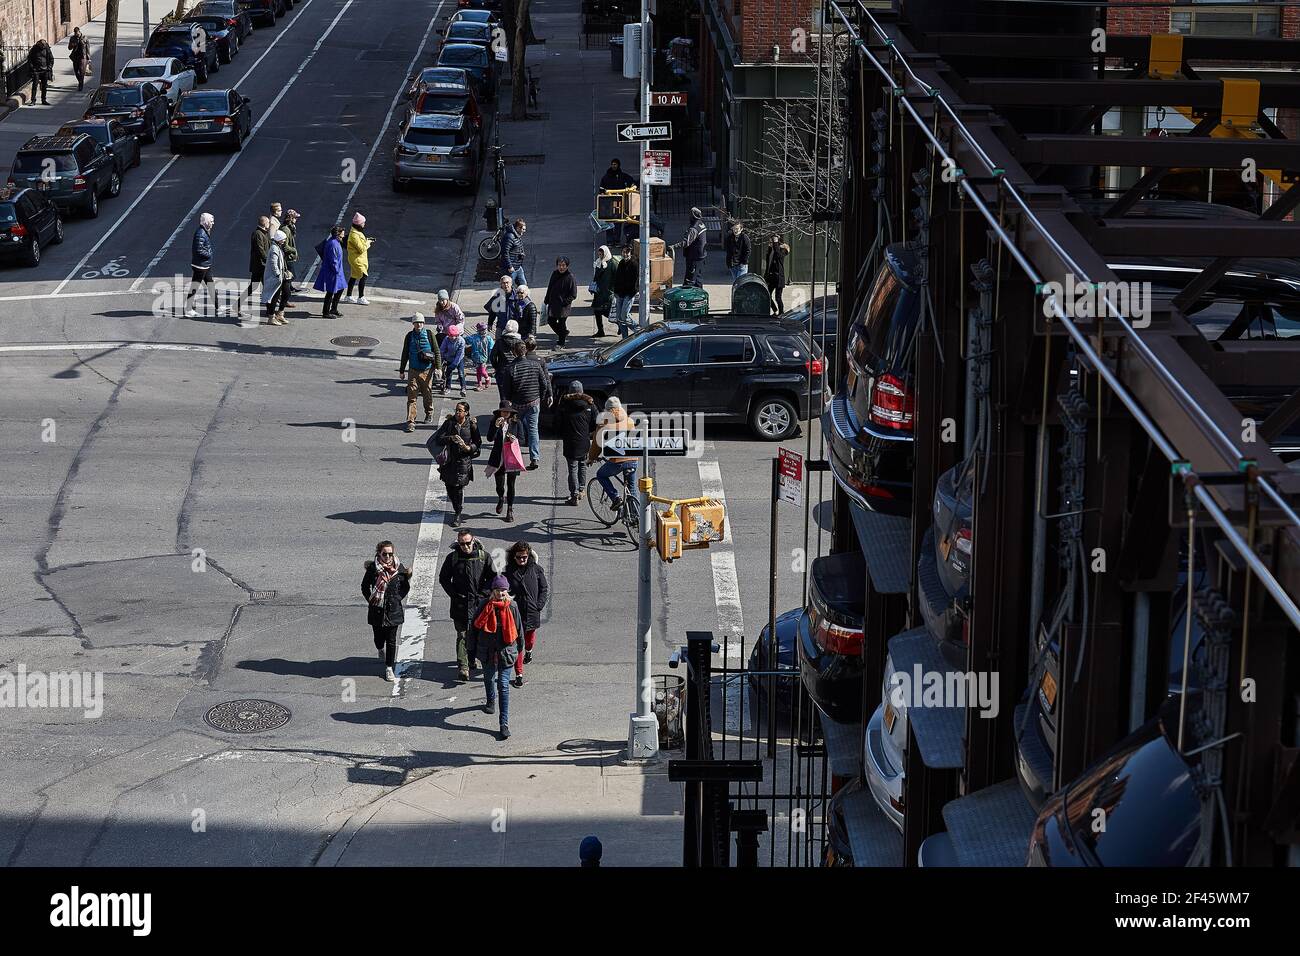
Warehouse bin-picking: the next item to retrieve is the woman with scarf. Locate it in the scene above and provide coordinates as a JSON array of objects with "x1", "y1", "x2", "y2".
[
  {"x1": 429, "y1": 399, "x2": 481, "y2": 527},
  {"x1": 589, "y1": 245, "x2": 615, "y2": 338},
  {"x1": 469, "y1": 574, "x2": 524, "y2": 739},
  {"x1": 360, "y1": 541, "x2": 412, "y2": 682},
  {"x1": 485, "y1": 400, "x2": 526, "y2": 523}
]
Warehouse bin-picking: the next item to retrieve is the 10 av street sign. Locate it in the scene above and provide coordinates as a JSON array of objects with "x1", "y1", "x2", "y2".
[{"x1": 616, "y1": 122, "x2": 672, "y2": 143}]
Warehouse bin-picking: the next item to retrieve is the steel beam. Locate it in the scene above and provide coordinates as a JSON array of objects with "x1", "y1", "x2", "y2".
[
  {"x1": 924, "y1": 33, "x2": 1300, "y2": 64},
  {"x1": 1087, "y1": 220, "x2": 1300, "y2": 258},
  {"x1": 961, "y1": 77, "x2": 1300, "y2": 111},
  {"x1": 1015, "y1": 134, "x2": 1300, "y2": 171}
]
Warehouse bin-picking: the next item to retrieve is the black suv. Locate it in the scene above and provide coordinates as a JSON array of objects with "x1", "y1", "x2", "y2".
[
  {"x1": 545, "y1": 316, "x2": 826, "y2": 441},
  {"x1": 8, "y1": 135, "x2": 120, "y2": 219},
  {"x1": 0, "y1": 186, "x2": 64, "y2": 267}
]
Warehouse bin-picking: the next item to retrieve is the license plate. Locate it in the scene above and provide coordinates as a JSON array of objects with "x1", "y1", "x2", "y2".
[
  {"x1": 191, "y1": 122, "x2": 211, "y2": 130},
  {"x1": 1039, "y1": 671, "x2": 1058, "y2": 711},
  {"x1": 421, "y1": 154, "x2": 442, "y2": 164},
  {"x1": 883, "y1": 701, "x2": 897, "y2": 734}
]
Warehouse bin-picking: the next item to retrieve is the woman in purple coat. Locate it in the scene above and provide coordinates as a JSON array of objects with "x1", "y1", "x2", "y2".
[{"x1": 314, "y1": 226, "x2": 347, "y2": 317}]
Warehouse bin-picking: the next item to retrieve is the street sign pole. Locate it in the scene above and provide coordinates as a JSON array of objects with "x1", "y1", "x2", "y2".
[{"x1": 628, "y1": 0, "x2": 659, "y2": 761}]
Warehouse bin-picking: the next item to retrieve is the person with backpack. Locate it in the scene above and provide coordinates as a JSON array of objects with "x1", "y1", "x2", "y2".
[
  {"x1": 398, "y1": 313, "x2": 440, "y2": 433},
  {"x1": 429, "y1": 399, "x2": 481, "y2": 528},
  {"x1": 440, "y1": 324, "x2": 467, "y2": 397},
  {"x1": 557, "y1": 380, "x2": 597, "y2": 505},
  {"x1": 466, "y1": 322, "x2": 495, "y2": 391},
  {"x1": 469, "y1": 575, "x2": 524, "y2": 739},
  {"x1": 361, "y1": 540, "x2": 412, "y2": 683},
  {"x1": 439, "y1": 528, "x2": 496, "y2": 682},
  {"x1": 504, "y1": 541, "x2": 548, "y2": 686}
]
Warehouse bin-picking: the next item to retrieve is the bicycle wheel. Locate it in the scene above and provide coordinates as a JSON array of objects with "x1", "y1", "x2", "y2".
[
  {"x1": 478, "y1": 235, "x2": 501, "y2": 262},
  {"x1": 621, "y1": 497, "x2": 641, "y2": 544},
  {"x1": 586, "y1": 475, "x2": 619, "y2": 527}
]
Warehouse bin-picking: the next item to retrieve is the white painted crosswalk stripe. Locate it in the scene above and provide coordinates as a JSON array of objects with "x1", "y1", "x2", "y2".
[{"x1": 699, "y1": 460, "x2": 744, "y2": 733}]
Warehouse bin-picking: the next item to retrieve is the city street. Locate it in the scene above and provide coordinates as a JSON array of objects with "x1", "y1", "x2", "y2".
[{"x1": 0, "y1": 0, "x2": 827, "y2": 866}]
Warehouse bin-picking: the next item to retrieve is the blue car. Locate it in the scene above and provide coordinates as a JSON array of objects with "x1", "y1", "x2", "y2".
[
  {"x1": 436, "y1": 42, "x2": 497, "y2": 103},
  {"x1": 146, "y1": 23, "x2": 219, "y2": 83}
]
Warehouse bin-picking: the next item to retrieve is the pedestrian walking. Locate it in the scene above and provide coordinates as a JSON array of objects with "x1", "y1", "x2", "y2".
[
  {"x1": 673, "y1": 206, "x2": 708, "y2": 289},
  {"x1": 466, "y1": 322, "x2": 494, "y2": 391},
  {"x1": 724, "y1": 220, "x2": 751, "y2": 281},
  {"x1": 244, "y1": 216, "x2": 270, "y2": 315},
  {"x1": 361, "y1": 540, "x2": 411, "y2": 683},
  {"x1": 429, "y1": 400, "x2": 481, "y2": 527},
  {"x1": 486, "y1": 274, "x2": 516, "y2": 336},
  {"x1": 485, "y1": 401, "x2": 526, "y2": 523},
  {"x1": 599, "y1": 157, "x2": 636, "y2": 191},
  {"x1": 469, "y1": 575, "x2": 524, "y2": 739},
  {"x1": 27, "y1": 39, "x2": 52, "y2": 105},
  {"x1": 504, "y1": 340, "x2": 551, "y2": 470},
  {"x1": 261, "y1": 230, "x2": 289, "y2": 325},
  {"x1": 515, "y1": 284, "x2": 539, "y2": 341},
  {"x1": 268, "y1": 202, "x2": 282, "y2": 237},
  {"x1": 764, "y1": 233, "x2": 790, "y2": 314},
  {"x1": 398, "y1": 313, "x2": 440, "y2": 432},
  {"x1": 440, "y1": 324, "x2": 468, "y2": 397},
  {"x1": 438, "y1": 528, "x2": 495, "y2": 682},
  {"x1": 590, "y1": 246, "x2": 615, "y2": 338},
  {"x1": 557, "y1": 381, "x2": 597, "y2": 505},
  {"x1": 185, "y1": 212, "x2": 216, "y2": 317},
  {"x1": 490, "y1": 320, "x2": 521, "y2": 402},
  {"x1": 543, "y1": 256, "x2": 578, "y2": 348},
  {"x1": 589, "y1": 396, "x2": 638, "y2": 508},
  {"x1": 346, "y1": 212, "x2": 373, "y2": 304},
  {"x1": 68, "y1": 28, "x2": 91, "y2": 92},
  {"x1": 314, "y1": 226, "x2": 347, "y2": 317},
  {"x1": 502, "y1": 218, "x2": 527, "y2": 286},
  {"x1": 281, "y1": 208, "x2": 301, "y2": 293},
  {"x1": 612, "y1": 244, "x2": 638, "y2": 338},
  {"x1": 432, "y1": 289, "x2": 465, "y2": 346},
  {"x1": 504, "y1": 541, "x2": 548, "y2": 685}
]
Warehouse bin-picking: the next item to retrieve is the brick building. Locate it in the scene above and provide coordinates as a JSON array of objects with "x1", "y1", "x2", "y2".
[{"x1": 2, "y1": 0, "x2": 109, "y2": 92}]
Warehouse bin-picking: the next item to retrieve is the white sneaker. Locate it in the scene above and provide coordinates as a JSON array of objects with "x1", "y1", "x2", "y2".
[
  {"x1": 358, "y1": 296, "x2": 370, "y2": 306},
  {"x1": 185, "y1": 309, "x2": 199, "y2": 317},
  {"x1": 346, "y1": 295, "x2": 357, "y2": 304},
  {"x1": 384, "y1": 666, "x2": 396, "y2": 682}
]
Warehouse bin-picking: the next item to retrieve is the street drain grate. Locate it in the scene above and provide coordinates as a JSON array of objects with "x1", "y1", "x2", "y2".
[
  {"x1": 330, "y1": 336, "x2": 380, "y2": 348},
  {"x1": 504, "y1": 154, "x2": 545, "y2": 165},
  {"x1": 204, "y1": 699, "x2": 291, "y2": 734}
]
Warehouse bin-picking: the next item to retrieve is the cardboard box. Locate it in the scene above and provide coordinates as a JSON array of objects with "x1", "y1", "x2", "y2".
[
  {"x1": 633, "y1": 237, "x2": 666, "y2": 260},
  {"x1": 649, "y1": 254, "x2": 674, "y2": 285}
]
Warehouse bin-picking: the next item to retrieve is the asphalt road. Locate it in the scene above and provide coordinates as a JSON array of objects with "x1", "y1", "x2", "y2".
[{"x1": 0, "y1": 0, "x2": 832, "y2": 865}]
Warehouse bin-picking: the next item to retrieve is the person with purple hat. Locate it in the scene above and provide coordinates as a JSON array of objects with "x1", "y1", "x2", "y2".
[{"x1": 469, "y1": 574, "x2": 524, "y2": 739}]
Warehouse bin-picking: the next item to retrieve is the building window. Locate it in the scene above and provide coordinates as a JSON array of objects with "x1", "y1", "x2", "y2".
[
  {"x1": 60, "y1": 0, "x2": 72, "y2": 24},
  {"x1": 1170, "y1": 2, "x2": 1280, "y2": 37}
]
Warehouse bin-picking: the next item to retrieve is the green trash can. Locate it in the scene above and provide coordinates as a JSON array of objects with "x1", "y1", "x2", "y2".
[
  {"x1": 731, "y1": 272, "x2": 770, "y2": 316},
  {"x1": 663, "y1": 286, "x2": 710, "y2": 323}
]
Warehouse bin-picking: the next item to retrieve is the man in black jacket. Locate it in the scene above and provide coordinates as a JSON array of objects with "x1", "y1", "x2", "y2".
[
  {"x1": 543, "y1": 257, "x2": 578, "y2": 348},
  {"x1": 723, "y1": 220, "x2": 751, "y2": 281},
  {"x1": 243, "y1": 216, "x2": 270, "y2": 316},
  {"x1": 438, "y1": 529, "x2": 497, "y2": 681},
  {"x1": 611, "y1": 244, "x2": 639, "y2": 338},
  {"x1": 504, "y1": 340, "x2": 551, "y2": 469},
  {"x1": 673, "y1": 207, "x2": 707, "y2": 289},
  {"x1": 27, "y1": 40, "x2": 52, "y2": 105},
  {"x1": 68, "y1": 28, "x2": 90, "y2": 92},
  {"x1": 599, "y1": 158, "x2": 636, "y2": 191},
  {"x1": 504, "y1": 541, "x2": 549, "y2": 685}
]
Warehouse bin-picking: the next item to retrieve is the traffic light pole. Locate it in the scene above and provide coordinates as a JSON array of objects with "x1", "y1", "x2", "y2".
[{"x1": 628, "y1": 0, "x2": 659, "y2": 760}]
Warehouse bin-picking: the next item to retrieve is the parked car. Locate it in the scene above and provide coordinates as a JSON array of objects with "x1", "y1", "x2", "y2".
[
  {"x1": 781, "y1": 294, "x2": 839, "y2": 381},
  {"x1": 824, "y1": 243, "x2": 922, "y2": 516},
  {"x1": 406, "y1": 66, "x2": 472, "y2": 100},
  {"x1": 85, "y1": 81, "x2": 172, "y2": 142},
  {"x1": 544, "y1": 317, "x2": 826, "y2": 441},
  {"x1": 0, "y1": 185, "x2": 63, "y2": 267},
  {"x1": 1027, "y1": 697, "x2": 1201, "y2": 866},
  {"x1": 797, "y1": 550, "x2": 867, "y2": 723},
  {"x1": 449, "y1": 8, "x2": 500, "y2": 26},
  {"x1": 9, "y1": 134, "x2": 120, "y2": 219},
  {"x1": 169, "y1": 89, "x2": 253, "y2": 153},
  {"x1": 182, "y1": 11, "x2": 243, "y2": 63},
  {"x1": 407, "y1": 83, "x2": 482, "y2": 130},
  {"x1": 443, "y1": 20, "x2": 505, "y2": 63},
  {"x1": 822, "y1": 777, "x2": 868, "y2": 867},
  {"x1": 457, "y1": 0, "x2": 503, "y2": 11},
  {"x1": 238, "y1": 0, "x2": 285, "y2": 26},
  {"x1": 117, "y1": 58, "x2": 197, "y2": 109},
  {"x1": 436, "y1": 42, "x2": 497, "y2": 103},
  {"x1": 56, "y1": 119, "x2": 141, "y2": 177},
  {"x1": 391, "y1": 112, "x2": 483, "y2": 192},
  {"x1": 145, "y1": 22, "x2": 220, "y2": 82},
  {"x1": 863, "y1": 652, "x2": 907, "y2": 830},
  {"x1": 916, "y1": 458, "x2": 973, "y2": 659},
  {"x1": 191, "y1": 1, "x2": 255, "y2": 41},
  {"x1": 747, "y1": 607, "x2": 800, "y2": 721}
]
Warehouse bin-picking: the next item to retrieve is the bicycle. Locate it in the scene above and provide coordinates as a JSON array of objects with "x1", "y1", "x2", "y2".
[
  {"x1": 477, "y1": 135, "x2": 510, "y2": 261},
  {"x1": 586, "y1": 458, "x2": 641, "y2": 544}
]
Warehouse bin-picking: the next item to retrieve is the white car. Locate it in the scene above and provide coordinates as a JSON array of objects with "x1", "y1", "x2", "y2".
[{"x1": 118, "y1": 57, "x2": 196, "y2": 109}]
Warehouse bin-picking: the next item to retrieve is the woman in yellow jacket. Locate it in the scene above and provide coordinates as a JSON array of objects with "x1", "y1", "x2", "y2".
[{"x1": 346, "y1": 211, "x2": 374, "y2": 305}]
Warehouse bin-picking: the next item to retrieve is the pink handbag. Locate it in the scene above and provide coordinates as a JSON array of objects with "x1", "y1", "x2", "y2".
[{"x1": 501, "y1": 437, "x2": 526, "y2": 473}]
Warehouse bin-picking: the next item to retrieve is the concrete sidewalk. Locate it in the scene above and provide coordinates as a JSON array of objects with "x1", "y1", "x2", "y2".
[{"x1": 317, "y1": 743, "x2": 683, "y2": 866}]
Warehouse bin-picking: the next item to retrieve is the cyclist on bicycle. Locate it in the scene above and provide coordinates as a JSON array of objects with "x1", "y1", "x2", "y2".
[{"x1": 587, "y1": 396, "x2": 638, "y2": 508}]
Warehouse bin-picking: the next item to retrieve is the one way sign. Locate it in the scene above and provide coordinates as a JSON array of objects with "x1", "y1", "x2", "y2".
[{"x1": 616, "y1": 122, "x2": 672, "y2": 143}]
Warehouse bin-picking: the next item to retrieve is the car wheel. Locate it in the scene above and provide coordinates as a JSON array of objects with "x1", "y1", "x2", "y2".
[
  {"x1": 749, "y1": 395, "x2": 797, "y2": 441},
  {"x1": 107, "y1": 172, "x2": 121, "y2": 198},
  {"x1": 84, "y1": 190, "x2": 99, "y2": 219},
  {"x1": 24, "y1": 236, "x2": 40, "y2": 267},
  {"x1": 51, "y1": 216, "x2": 64, "y2": 244}
]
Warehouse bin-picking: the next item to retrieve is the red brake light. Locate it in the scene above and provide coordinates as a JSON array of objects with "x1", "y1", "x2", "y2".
[
  {"x1": 218, "y1": 116, "x2": 234, "y2": 126},
  {"x1": 869, "y1": 373, "x2": 914, "y2": 430},
  {"x1": 844, "y1": 471, "x2": 895, "y2": 500},
  {"x1": 10, "y1": 224, "x2": 28, "y2": 238},
  {"x1": 72, "y1": 177, "x2": 87, "y2": 191},
  {"x1": 158, "y1": 80, "x2": 172, "y2": 90},
  {"x1": 227, "y1": 17, "x2": 238, "y2": 26},
  {"x1": 805, "y1": 357, "x2": 824, "y2": 376},
  {"x1": 811, "y1": 613, "x2": 864, "y2": 656},
  {"x1": 953, "y1": 527, "x2": 973, "y2": 556},
  {"x1": 171, "y1": 116, "x2": 187, "y2": 127}
]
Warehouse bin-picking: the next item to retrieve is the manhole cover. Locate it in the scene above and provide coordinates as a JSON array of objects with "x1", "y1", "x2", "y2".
[
  {"x1": 204, "y1": 699, "x2": 292, "y2": 734},
  {"x1": 331, "y1": 336, "x2": 380, "y2": 348}
]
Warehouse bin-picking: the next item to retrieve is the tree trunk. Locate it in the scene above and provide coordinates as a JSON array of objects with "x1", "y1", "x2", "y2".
[{"x1": 101, "y1": 0, "x2": 121, "y2": 87}]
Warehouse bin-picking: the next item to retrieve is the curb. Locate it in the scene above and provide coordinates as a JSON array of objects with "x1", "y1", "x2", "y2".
[{"x1": 0, "y1": 90, "x2": 30, "y2": 122}]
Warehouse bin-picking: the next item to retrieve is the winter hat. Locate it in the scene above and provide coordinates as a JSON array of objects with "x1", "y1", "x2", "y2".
[
  {"x1": 505, "y1": 319, "x2": 519, "y2": 334},
  {"x1": 579, "y1": 836, "x2": 603, "y2": 864},
  {"x1": 568, "y1": 380, "x2": 583, "y2": 394},
  {"x1": 605, "y1": 396, "x2": 623, "y2": 411},
  {"x1": 448, "y1": 325, "x2": 462, "y2": 336},
  {"x1": 690, "y1": 206, "x2": 702, "y2": 219},
  {"x1": 286, "y1": 208, "x2": 300, "y2": 220},
  {"x1": 489, "y1": 575, "x2": 509, "y2": 591},
  {"x1": 271, "y1": 230, "x2": 286, "y2": 243},
  {"x1": 475, "y1": 322, "x2": 487, "y2": 333},
  {"x1": 437, "y1": 289, "x2": 450, "y2": 302},
  {"x1": 410, "y1": 313, "x2": 426, "y2": 325},
  {"x1": 352, "y1": 212, "x2": 366, "y2": 227},
  {"x1": 498, "y1": 400, "x2": 514, "y2": 412}
]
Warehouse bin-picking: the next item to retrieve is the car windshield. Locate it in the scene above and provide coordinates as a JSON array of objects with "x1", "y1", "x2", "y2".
[
  {"x1": 0, "y1": 204, "x2": 16, "y2": 225},
  {"x1": 92, "y1": 87, "x2": 142, "y2": 107},
  {"x1": 13, "y1": 153, "x2": 78, "y2": 174},
  {"x1": 416, "y1": 94, "x2": 467, "y2": 113},
  {"x1": 189, "y1": 17, "x2": 226, "y2": 29},
  {"x1": 403, "y1": 128, "x2": 458, "y2": 148},
  {"x1": 450, "y1": 25, "x2": 490, "y2": 39},
  {"x1": 60, "y1": 125, "x2": 110, "y2": 144},
  {"x1": 440, "y1": 46, "x2": 487, "y2": 67},
  {"x1": 179, "y1": 93, "x2": 229, "y2": 113},
  {"x1": 122, "y1": 64, "x2": 166, "y2": 78},
  {"x1": 148, "y1": 33, "x2": 189, "y2": 49}
]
